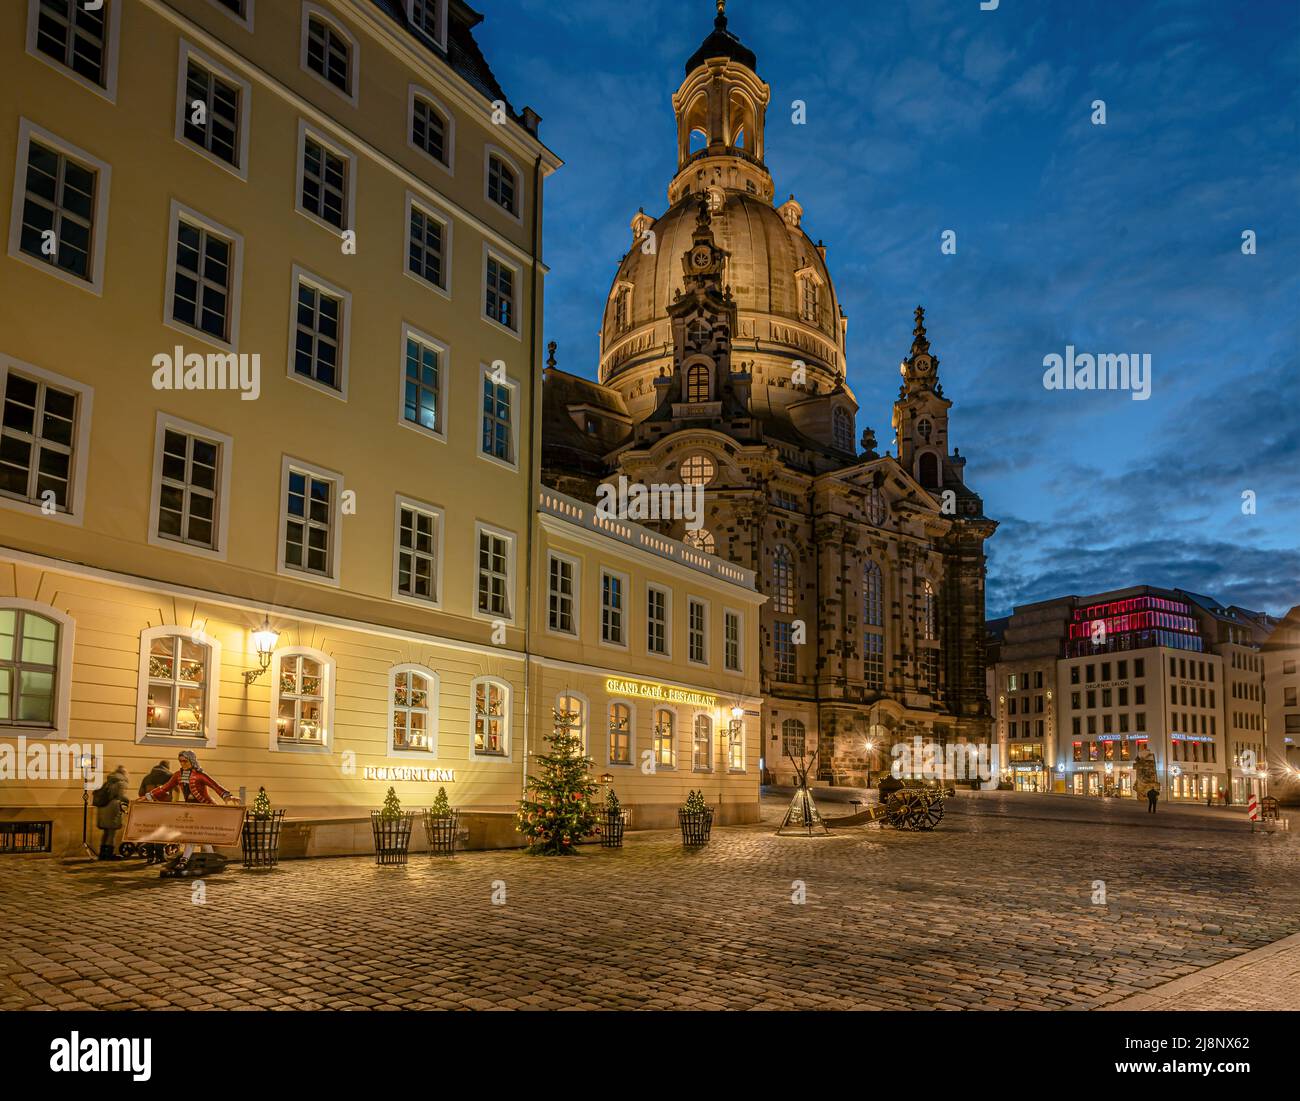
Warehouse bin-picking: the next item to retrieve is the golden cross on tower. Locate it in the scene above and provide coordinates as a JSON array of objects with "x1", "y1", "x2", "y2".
[{"x1": 717, "y1": 0, "x2": 726, "y2": 15}]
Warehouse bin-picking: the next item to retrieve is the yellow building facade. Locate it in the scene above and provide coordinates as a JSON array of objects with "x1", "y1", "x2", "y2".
[{"x1": 0, "y1": 0, "x2": 763, "y2": 856}]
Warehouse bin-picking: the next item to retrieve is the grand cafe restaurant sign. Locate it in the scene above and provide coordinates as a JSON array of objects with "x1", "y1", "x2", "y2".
[{"x1": 604, "y1": 677, "x2": 717, "y2": 709}]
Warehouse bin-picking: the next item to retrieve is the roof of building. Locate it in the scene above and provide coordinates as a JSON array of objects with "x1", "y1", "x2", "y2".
[
  {"x1": 541, "y1": 366, "x2": 629, "y2": 478},
  {"x1": 685, "y1": 7, "x2": 758, "y2": 75}
]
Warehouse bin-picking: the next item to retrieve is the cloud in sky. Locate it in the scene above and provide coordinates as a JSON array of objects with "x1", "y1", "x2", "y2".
[{"x1": 477, "y1": 0, "x2": 1300, "y2": 617}]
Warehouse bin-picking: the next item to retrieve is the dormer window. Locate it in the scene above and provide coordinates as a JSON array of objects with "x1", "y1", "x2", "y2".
[
  {"x1": 800, "y1": 275, "x2": 819, "y2": 323},
  {"x1": 407, "y1": 0, "x2": 446, "y2": 48},
  {"x1": 686, "y1": 364, "x2": 710, "y2": 403}
]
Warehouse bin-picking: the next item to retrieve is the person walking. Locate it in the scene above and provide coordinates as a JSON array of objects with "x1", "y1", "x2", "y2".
[
  {"x1": 1146, "y1": 785, "x2": 1159, "y2": 814},
  {"x1": 92, "y1": 765, "x2": 130, "y2": 859},
  {"x1": 138, "y1": 760, "x2": 172, "y2": 865}
]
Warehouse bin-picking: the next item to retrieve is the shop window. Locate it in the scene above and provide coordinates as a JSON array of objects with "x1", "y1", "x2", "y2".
[
  {"x1": 608, "y1": 701, "x2": 632, "y2": 764},
  {"x1": 472, "y1": 677, "x2": 509, "y2": 757},
  {"x1": 389, "y1": 665, "x2": 436, "y2": 755},
  {"x1": 653, "y1": 707, "x2": 675, "y2": 768},
  {"x1": 557, "y1": 692, "x2": 586, "y2": 752},
  {"x1": 137, "y1": 626, "x2": 220, "y2": 745},
  {"x1": 693, "y1": 713, "x2": 712, "y2": 771},
  {"x1": 0, "y1": 603, "x2": 72, "y2": 733},
  {"x1": 273, "y1": 649, "x2": 330, "y2": 748},
  {"x1": 727, "y1": 719, "x2": 745, "y2": 770}
]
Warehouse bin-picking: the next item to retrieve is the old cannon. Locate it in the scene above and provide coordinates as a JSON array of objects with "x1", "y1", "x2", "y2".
[{"x1": 816, "y1": 778, "x2": 947, "y2": 832}]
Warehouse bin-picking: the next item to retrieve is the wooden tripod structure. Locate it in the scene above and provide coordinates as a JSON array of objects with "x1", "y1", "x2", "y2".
[{"x1": 777, "y1": 748, "x2": 829, "y2": 836}]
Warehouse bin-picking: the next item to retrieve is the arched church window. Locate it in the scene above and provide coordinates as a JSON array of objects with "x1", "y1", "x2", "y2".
[
  {"x1": 613, "y1": 288, "x2": 630, "y2": 333},
  {"x1": 833, "y1": 406, "x2": 853, "y2": 452},
  {"x1": 772, "y1": 546, "x2": 795, "y2": 614},
  {"x1": 686, "y1": 364, "x2": 710, "y2": 403},
  {"x1": 864, "y1": 562, "x2": 883, "y2": 628},
  {"x1": 866, "y1": 488, "x2": 888, "y2": 526},
  {"x1": 781, "y1": 718, "x2": 806, "y2": 759},
  {"x1": 683, "y1": 528, "x2": 715, "y2": 554},
  {"x1": 864, "y1": 560, "x2": 884, "y2": 691},
  {"x1": 917, "y1": 418, "x2": 932, "y2": 443},
  {"x1": 918, "y1": 452, "x2": 940, "y2": 488},
  {"x1": 680, "y1": 453, "x2": 715, "y2": 486},
  {"x1": 687, "y1": 319, "x2": 711, "y2": 347},
  {"x1": 921, "y1": 580, "x2": 938, "y2": 641}
]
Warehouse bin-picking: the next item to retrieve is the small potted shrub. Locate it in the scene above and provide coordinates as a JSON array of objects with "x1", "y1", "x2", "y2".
[
  {"x1": 371, "y1": 786, "x2": 415, "y2": 865},
  {"x1": 600, "y1": 788, "x2": 627, "y2": 849},
  {"x1": 422, "y1": 786, "x2": 459, "y2": 857},
  {"x1": 241, "y1": 786, "x2": 285, "y2": 870},
  {"x1": 678, "y1": 789, "x2": 713, "y2": 847}
]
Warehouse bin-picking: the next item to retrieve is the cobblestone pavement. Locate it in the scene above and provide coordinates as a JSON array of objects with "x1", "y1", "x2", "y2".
[
  {"x1": 2, "y1": 796, "x2": 1298, "y2": 1011},
  {"x1": 1104, "y1": 932, "x2": 1300, "y2": 1011}
]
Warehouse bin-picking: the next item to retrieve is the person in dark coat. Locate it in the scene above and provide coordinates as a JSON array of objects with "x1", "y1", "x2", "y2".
[
  {"x1": 1146, "y1": 786, "x2": 1159, "y2": 813},
  {"x1": 138, "y1": 761, "x2": 172, "y2": 865},
  {"x1": 92, "y1": 766, "x2": 130, "y2": 860}
]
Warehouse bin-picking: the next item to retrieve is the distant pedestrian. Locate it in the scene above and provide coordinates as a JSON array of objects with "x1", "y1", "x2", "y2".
[
  {"x1": 92, "y1": 765, "x2": 130, "y2": 859},
  {"x1": 1146, "y1": 787, "x2": 1159, "y2": 814},
  {"x1": 138, "y1": 760, "x2": 172, "y2": 865}
]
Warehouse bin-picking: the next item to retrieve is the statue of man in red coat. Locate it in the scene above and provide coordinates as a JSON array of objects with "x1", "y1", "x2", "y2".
[{"x1": 142, "y1": 750, "x2": 241, "y2": 875}]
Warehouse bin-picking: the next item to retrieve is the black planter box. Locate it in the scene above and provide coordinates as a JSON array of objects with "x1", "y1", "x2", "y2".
[
  {"x1": 678, "y1": 807, "x2": 713, "y2": 847},
  {"x1": 600, "y1": 809, "x2": 628, "y2": 848},
  {"x1": 422, "y1": 808, "x2": 460, "y2": 856},
  {"x1": 241, "y1": 810, "x2": 285, "y2": 869},
  {"x1": 370, "y1": 811, "x2": 415, "y2": 865}
]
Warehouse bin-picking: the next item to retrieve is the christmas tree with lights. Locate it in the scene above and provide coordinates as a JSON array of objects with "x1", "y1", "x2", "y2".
[{"x1": 516, "y1": 707, "x2": 599, "y2": 855}]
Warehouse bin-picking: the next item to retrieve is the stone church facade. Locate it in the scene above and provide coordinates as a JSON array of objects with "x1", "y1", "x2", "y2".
[{"x1": 542, "y1": 5, "x2": 997, "y2": 786}]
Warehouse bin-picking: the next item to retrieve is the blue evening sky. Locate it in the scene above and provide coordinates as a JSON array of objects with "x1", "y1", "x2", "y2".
[{"x1": 476, "y1": 0, "x2": 1299, "y2": 618}]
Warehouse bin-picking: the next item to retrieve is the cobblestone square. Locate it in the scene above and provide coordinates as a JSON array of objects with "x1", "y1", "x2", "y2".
[{"x1": 2, "y1": 795, "x2": 1298, "y2": 1012}]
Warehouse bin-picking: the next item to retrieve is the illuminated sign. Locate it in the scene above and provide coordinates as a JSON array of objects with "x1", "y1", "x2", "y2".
[
  {"x1": 363, "y1": 767, "x2": 455, "y2": 782},
  {"x1": 604, "y1": 677, "x2": 717, "y2": 709},
  {"x1": 1170, "y1": 734, "x2": 1214, "y2": 743}
]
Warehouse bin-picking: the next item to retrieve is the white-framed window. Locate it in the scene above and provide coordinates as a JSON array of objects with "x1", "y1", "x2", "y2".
[
  {"x1": 727, "y1": 718, "x2": 745, "y2": 771},
  {"x1": 692, "y1": 713, "x2": 713, "y2": 771},
  {"x1": 209, "y1": 0, "x2": 254, "y2": 31},
  {"x1": 278, "y1": 455, "x2": 343, "y2": 585},
  {"x1": 165, "y1": 200, "x2": 243, "y2": 350},
  {"x1": 833, "y1": 405, "x2": 854, "y2": 452},
  {"x1": 398, "y1": 323, "x2": 448, "y2": 440},
  {"x1": 688, "y1": 597, "x2": 708, "y2": 665},
  {"x1": 388, "y1": 663, "x2": 437, "y2": 756},
  {"x1": 271, "y1": 647, "x2": 333, "y2": 751},
  {"x1": 600, "y1": 569, "x2": 627, "y2": 647},
  {"x1": 174, "y1": 41, "x2": 251, "y2": 178},
  {"x1": 652, "y1": 706, "x2": 676, "y2": 768},
  {"x1": 483, "y1": 246, "x2": 519, "y2": 335},
  {"x1": 556, "y1": 691, "x2": 587, "y2": 753},
  {"x1": 407, "y1": 0, "x2": 447, "y2": 49},
  {"x1": 295, "y1": 120, "x2": 355, "y2": 234},
  {"x1": 774, "y1": 620, "x2": 797, "y2": 682},
  {"x1": 471, "y1": 676, "x2": 510, "y2": 758},
  {"x1": 646, "y1": 583, "x2": 670, "y2": 656},
  {"x1": 392, "y1": 494, "x2": 443, "y2": 606},
  {"x1": 484, "y1": 147, "x2": 521, "y2": 221},
  {"x1": 474, "y1": 522, "x2": 515, "y2": 621},
  {"x1": 479, "y1": 364, "x2": 518, "y2": 468},
  {"x1": 148, "y1": 413, "x2": 233, "y2": 560},
  {"x1": 780, "y1": 718, "x2": 806, "y2": 759},
  {"x1": 547, "y1": 551, "x2": 578, "y2": 636},
  {"x1": 405, "y1": 191, "x2": 451, "y2": 295},
  {"x1": 608, "y1": 700, "x2": 633, "y2": 765},
  {"x1": 300, "y1": 2, "x2": 357, "y2": 105},
  {"x1": 136, "y1": 625, "x2": 220, "y2": 746},
  {"x1": 26, "y1": 0, "x2": 121, "y2": 101},
  {"x1": 0, "y1": 600, "x2": 74, "y2": 736},
  {"x1": 724, "y1": 609, "x2": 742, "y2": 672},
  {"x1": 0, "y1": 355, "x2": 92, "y2": 525},
  {"x1": 8, "y1": 119, "x2": 112, "y2": 294},
  {"x1": 289, "y1": 265, "x2": 350, "y2": 398},
  {"x1": 408, "y1": 86, "x2": 453, "y2": 171}
]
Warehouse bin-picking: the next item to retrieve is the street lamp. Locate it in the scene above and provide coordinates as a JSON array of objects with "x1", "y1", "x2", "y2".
[{"x1": 244, "y1": 616, "x2": 279, "y2": 684}]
